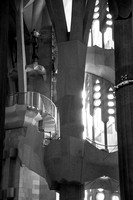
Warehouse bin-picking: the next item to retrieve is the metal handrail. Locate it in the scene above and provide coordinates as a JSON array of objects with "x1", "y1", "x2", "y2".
[
  {"x1": 6, "y1": 91, "x2": 57, "y2": 121},
  {"x1": 86, "y1": 137, "x2": 118, "y2": 152}
]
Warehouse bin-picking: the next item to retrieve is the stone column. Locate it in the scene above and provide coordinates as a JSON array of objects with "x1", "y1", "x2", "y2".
[
  {"x1": 114, "y1": 18, "x2": 133, "y2": 200},
  {"x1": 45, "y1": 1, "x2": 95, "y2": 199},
  {"x1": 57, "y1": 40, "x2": 87, "y2": 139}
]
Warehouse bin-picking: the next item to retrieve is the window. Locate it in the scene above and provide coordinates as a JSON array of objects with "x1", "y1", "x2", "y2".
[
  {"x1": 96, "y1": 192, "x2": 105, "y2": 200},
  {"x1": 84, "y1": 74, "x2": 117, "y2": 152}
]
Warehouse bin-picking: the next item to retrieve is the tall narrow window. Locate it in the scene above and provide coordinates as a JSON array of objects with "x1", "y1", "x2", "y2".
[{"x1": 84, "y1": 74, "x2": 117, "y2": 152}]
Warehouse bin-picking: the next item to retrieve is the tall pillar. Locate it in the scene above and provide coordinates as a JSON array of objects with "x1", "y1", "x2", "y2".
[
  {"x1": 56, "y1": 39, "x2": 86, "y2": 200},
  {"x1": 0, "y1": 0, "x2": 9, "y2": 186},
  {"x1": 45, "y1": 1, "x2": 95, "y2": 199},
  {"x1": 57, "y1": 40, "x2": 87, "y2": 139},
  {"x1": 114, "y1": 18, "x2": 133, "y2": 200}
]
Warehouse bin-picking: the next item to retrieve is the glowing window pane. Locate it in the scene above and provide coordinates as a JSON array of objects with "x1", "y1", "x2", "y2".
[
  {"x1": 87, "y1": 82, "x2": 90, "y2": 87},
  {"x1": 108, "y1": 116, "x2": 115, "y2": 123},
  {"x1": 92, "y1": 20, "x2": 102, "y2": 47},
  {"x1": 82, "y1": 90, "x2": 86, "y2": 99},
  {"x1": 106, "y1": 20, "x2": 113, "y2": 25},
  {"x1": 90, "y1": 196, "x2": 92, "y2": 200},
  {"x1": 94, "y1": 85, "x2": 101, "y2": 92},
  {"x1": 94, "y1": 108, "x2": 102, "y2": 120},
  {"x1": 56, "y1": 193, "x2": 59, "y2": 200},
  {"x1": 94, "y1": 99, "x2": 101, "y2": 107},
  {"x1": 93, "y1": 12, "x2": 99, "y2": 19},
  {"x1": 98, "y1": 188, "x2": 104, "y2": 192},
  {"x1": 106, "y1": 7, "x2": 109, "y2": 11},
  {"x1": 107, "y1": 94, "x2": 114, "y2": 99},
  {"x1": 112, "y1": 195, "x2": 119, "y2": 200},
  {"x1": 94, "y1": 6, "x2": 99, "y2": 12},
  {"x1": 108, "y1": 108, "x2": 115, "y2": 114},
  {"x1": 96, "y1": 79, "x2": 100, "y2": 84},
  {"x1": 108, "y1": 101, "x2": 114, "y2": 107},
  {"x1": 95, "y1": 0, "x2": 99, "y2": 5},
  {"x1": 104, "y1": 27, "x2": 114, "y2": 49},
  {"x1": 109, "y1": 87, "x2": 113, "y2": 91},
  {"x1": 88, "y1": 30, "x2": 92, "y2": 47},
  {"x1": 93, "y1": 92, "x2": 101, "y2": 99},
  {"x1": 84, "y1": 190, "x2": 88, "y2": 200},
  {"x1": 107, "y1": 14, "x2": 112, "y2": 19},
  {"x1": 96, "y1": 192, "x2": 105, "y2": 200}
]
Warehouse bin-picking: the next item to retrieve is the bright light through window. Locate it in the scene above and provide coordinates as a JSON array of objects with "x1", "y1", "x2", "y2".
[
  {"x1": 94, "y1": 99, "x2": 101, "y2": 107},
  {"x1": 94, "y1": 85, "x2": 101, "y2": 92},
  {"x1": 56, "y1": 193, "x2": 59, "y2": 200},
  {"x1": 112, "y1": 195, "x2": 119, "y2": 200},
  {"x1": 86, "y1": 104, "x2": 93, "y2": 139},
  {"x1": 106, "y1": 7, "x2": 109, "y2": 12},
  {"x1": 95, "y1": 0, "x2": 99, "y2": 6},
  {"x1": 93, "y1": 92, "x2": 101, "y2": 99},
  {"x1": 106, "y1": 20, "x2": 113, "y2": 26},
  {"x1": 108, "y1": 101, "x2": 114, "y2": 107},
  {"x1": 98, "y1": 188, "x2": 104, "y2": 192},
  {"x1": 94, "y1": 108, "x2": 104, "y2": 139},
  {"x1": 82, "y1": 89, "x2": 87, "y2": 139},
  {"x1": 104, "y1": 27, "x2": 114, "y2": 49},
  {"x1": 90, "y1": 196, "x2": 92, "y2": 200},
  {"x1": 94, "y1": 6, "x2": 99, "y2": 12},
  {"x1": 84, "y1": 190, "x2": 88, "y2": 200},
  {"x1": 88, "y1": 30, "x2": 92, "y2": 47},
  {"x1": 108, "y1": 116, "x2": 115, "y2": 123},
  {"x1": 109, "y1": 87, "x2": 113, "y2": 91},
  {"x1": 96, "y1": 80, "x2": 100, "y2": 84},
  {"x1": 92, "y1": 20, "x2": 102, "y2": 47},
  {"x1": 108, "y1": 108, "x2": 115, "y2": 114},
  {"x1": 63, "y1": 0, "x2": 72, "y2": 32},
  {"x1": 107, "y1": 94, "x2": 114, "y2": 100},
  {"x1": 85, "y1": 74, "x2": 117, "y2": 152},
  {"x1": 107, "y1": 14, "x2": 112, "y2": 19},
  {"x1": 93, "y1": 12, "x2": 99, "y2": 19},
  {"x1": 96, "y1": 192, "x2": 105, "y2": 200}
]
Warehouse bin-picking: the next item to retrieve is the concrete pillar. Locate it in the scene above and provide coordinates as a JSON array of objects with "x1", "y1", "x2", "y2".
[
  {"x1": 45, "y1": 1, "x2": 95, "y2": 199},
  {"x1": 114, "y1": 18, "x2": 133, "y2": 200},
  {"x1": 57, "y1": 40, "x2": 87, "y2": 139}
]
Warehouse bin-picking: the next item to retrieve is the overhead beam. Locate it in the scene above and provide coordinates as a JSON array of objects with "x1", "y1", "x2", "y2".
[
  {"x1": 70, "y1": 0, "x2": 86, "y2": 41},
  {"x1": 31, "y1": 0, "x2": 46, "y2": 31},
  {"x1": 45, "y1": 0, "x2": 68, "y2": 42}
]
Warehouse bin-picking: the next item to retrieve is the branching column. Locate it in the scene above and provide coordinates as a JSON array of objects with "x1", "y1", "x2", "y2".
[{"x1": 45, "y1": 0, "x2": 96, "y2": 199}]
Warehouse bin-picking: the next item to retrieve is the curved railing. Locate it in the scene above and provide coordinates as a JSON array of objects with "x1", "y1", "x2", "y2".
[
  {"x1": 6, "y1": 91, "x2": 57, "y2": 121},
  {"x1": 86, "y1": 137, "x2": 118, "y2": 153}
]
